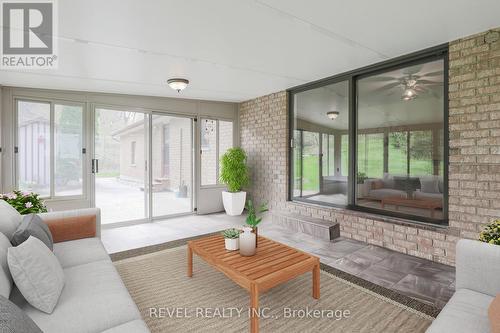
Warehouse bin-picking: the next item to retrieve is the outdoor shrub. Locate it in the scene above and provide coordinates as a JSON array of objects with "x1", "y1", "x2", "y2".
[
  {"x1": 479, "y1": 219, "x2": 500, "y2": 245},
  {"x1": 1, "y1": 190, "x2": 48, "y2": 214},
  {"x1": 219, "y1": 147, "x2": 249, "y2": 192}
]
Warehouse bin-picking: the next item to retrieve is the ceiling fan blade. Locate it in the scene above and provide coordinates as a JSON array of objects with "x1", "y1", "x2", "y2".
[
  {"x1": 402, "y1": 64, "x2": 423, "y2": 75},
  {"x1": 421, "y1": 70, "x2": 444, "y2": 77},
  {"x1": 419, "y1": 79, "x2": 443, "y2": 85},
  {"x1": 371, "y1": 82, "x2": 401, "y2": 92}
]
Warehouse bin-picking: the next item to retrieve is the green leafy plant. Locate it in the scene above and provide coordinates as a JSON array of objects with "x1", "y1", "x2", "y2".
[
  {"x1": 222, "y1": 228, "x2": 241, "y2": 239},
  {"x1": 479, "y1": 219, "x2": 500, "y2": 245},
  {"x1": 219, "y1": 147, "x2": 249, "y2": 192},
  {"x1": 357, "y1": 172, "x2": 368, "y2": 185},
  {"x1": 245, "y1": 200, "x2": 268, "y2": 228},
  {"x1": 1, "y1": 190, "x2": 47, "y2": 214}
]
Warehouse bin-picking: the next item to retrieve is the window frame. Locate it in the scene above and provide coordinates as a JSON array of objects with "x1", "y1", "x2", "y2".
[
  {"x1": 14, "y1": 97, "x2": 86, "y2": 200},
  {"x1": 287, "y1": 44, "x2": 449, "y2": 225},
  {"x1": 199, "y1": 118, "x2": 234, "y2": 188}
]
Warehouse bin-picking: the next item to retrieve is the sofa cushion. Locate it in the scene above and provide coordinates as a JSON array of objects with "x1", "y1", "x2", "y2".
[
  {"x1": 12, "y1": 260, "x2": 142, "y2": 333},
  {"x1": 8, "y1": 236, "x2": 65, "y2": 314},
  {"x1": 369, "y1": 188, "x2": 407, "y2": 200},
  {"x1": 0, "y1": 200, "x2": 22, "y2": 239},
  {"x1": 0, "y1": 295, "x2": 42, "y2": 333},
  {"x1": 420, "y1": 176, "x2": 440, "y2": 194},
  {"x1": 53, "y1": 237, "x2": 110, "y2": 268},
  {"x1": 100, "y1": 320, "x2": 150, "y2": 333},
  {"x1": 426, "y1": 289, "x2": 493, "y2": 333},
  {"x1": 11, "y1": 214, "x2": 54, "y2": 250},
  {"x1": 382, "y1": 173, "x2": 394, "y2": 189},
  {"x1": 0, "y1": 233, "x2": 13, "y2": 299},
  {"x1": 414, "y1": 191, "x2": 443, "y2": 201}
]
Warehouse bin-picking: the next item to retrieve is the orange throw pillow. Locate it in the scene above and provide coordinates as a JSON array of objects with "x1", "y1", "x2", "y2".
[{"x1": 490, "y1": 294, "x2": 500, "y2": 333}]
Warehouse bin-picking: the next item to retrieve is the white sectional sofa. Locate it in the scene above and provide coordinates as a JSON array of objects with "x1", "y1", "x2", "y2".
[
  {"x1": 0, "y1": 204, "x2": 150, "y2": 333},
  {"x1": 426, "y1": 239, "x2": 500, "y2": 333}
]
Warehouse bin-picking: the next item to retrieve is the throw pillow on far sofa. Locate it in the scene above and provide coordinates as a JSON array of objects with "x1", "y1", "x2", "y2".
[
  {"x1": 420, "y1": 176, "x2": 440, "y2": 194},
  {"x1": 11, "y1": 214, "x2": 54, "y2": 250},
  {"x1": 7, "y1": 236, "x2": 65, "y2": 314}
]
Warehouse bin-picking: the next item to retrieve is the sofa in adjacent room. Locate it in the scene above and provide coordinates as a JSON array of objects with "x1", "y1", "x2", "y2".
[{"x1": 0, "y1": 200, "x2": 150, "y2": 333}]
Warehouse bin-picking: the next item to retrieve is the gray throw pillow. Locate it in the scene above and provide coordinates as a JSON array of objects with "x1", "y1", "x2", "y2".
[
  {"x1": 420, "y1": 177, "x2": 440, "y2": 194},
  {"x1": 11, "y1": 214, "x2": 53, "y2": 251},
  {"x1": 0, "y1": 295, "x2": 42, "y2": 333}
]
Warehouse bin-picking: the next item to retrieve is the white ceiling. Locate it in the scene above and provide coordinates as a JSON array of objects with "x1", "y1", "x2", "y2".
[{"x1": 1, "y1": 0, "x2": 499, "y2": 102}]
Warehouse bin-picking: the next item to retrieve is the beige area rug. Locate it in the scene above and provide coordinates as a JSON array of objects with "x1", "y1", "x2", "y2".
[{"x1": 114, "y1": 245, "x2": 433, "y2": 333}]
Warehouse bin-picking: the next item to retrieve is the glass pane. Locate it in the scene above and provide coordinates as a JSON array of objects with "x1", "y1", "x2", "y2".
[
  {"x1": 302, "y1": 131, "x2": 320, "y2": 195},
  {"x1": 410, "y1": 130, "x2": 434, "y2": 176},
  {"x1": 356, "y1": 59, "x2": 445, "y2": 220},
  {"x1": 200, "y1": 119, "x2": 217, "y2": 185},
  {"x1": 151, "y1": 115, "x2": 193, "y2": 217},
  {"x1": 292, "y1": 80, "x2": 349, "y2": 205},
  {"x1": 293, "y1": 130, "x2": 302, "y2": 197},
  {"x1": 54, "y1": 104, "x2": 83, "y2": 196},
  {"x1": 388, "y1": 131, "x2": 408, "y2": 175},
  {"x1": 95, "y1": 108, "x2": 147, "y2": 224},
  {"x1": 218, "y1": 120, "x2": 233, "y2": 183},
  {"x1": 17, "y1": 101, "x2": 51, "y2": 197}
]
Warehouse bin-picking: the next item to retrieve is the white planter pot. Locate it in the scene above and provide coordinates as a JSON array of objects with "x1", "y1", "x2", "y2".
[
  {"x1": 224, "y1": 238, "x2": 239, "y2": 251},
  {"x1": 222, "y1": 191, "x2": 246, "y2": 216},
  {"x1": 357, "y1": 183, "x2": 368, "y2": 198}
]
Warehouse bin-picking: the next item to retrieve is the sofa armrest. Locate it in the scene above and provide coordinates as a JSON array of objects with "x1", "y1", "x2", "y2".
[
  {"x1": 38, "y1": 208, "x2": 101, "y2": 243},
  {"x1": 456, "y1": 239, "x2": 500, "y2": 297}
]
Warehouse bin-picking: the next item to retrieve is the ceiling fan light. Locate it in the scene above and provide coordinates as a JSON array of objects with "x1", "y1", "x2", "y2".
[
  {"x1": 167, "y1": 78, "x2": 189, "y2": 92},
  {"x1": 402, "y1": 88, "x2": 417, "y2": 101},
  {"x1": 327, "y1": 111, "x2": 339, "y2": 120}
]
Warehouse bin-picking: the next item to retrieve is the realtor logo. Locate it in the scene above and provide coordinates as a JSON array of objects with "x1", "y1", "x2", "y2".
[{"x1": 1, "y1": 0, "x2": 57, "y2": 68}]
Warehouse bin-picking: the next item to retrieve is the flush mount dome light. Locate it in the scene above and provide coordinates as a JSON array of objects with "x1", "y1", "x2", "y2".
[
  {"x1": 327, "y1": 111, "x2": 340, "y2": 120},
  {"x1": 167, "y1": 78, "x2": 189, "y2": 92}
]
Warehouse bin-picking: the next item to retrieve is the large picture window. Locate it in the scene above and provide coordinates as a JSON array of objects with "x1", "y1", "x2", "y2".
[{"x1": 289, "y1": 48, "x2": 447, "y2": 224}]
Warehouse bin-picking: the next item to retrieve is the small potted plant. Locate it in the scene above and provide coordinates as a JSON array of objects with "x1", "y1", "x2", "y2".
[
  {"x1": 1, "y1": 190, "x2": 47, "y2": 214},
  {"x1": 479, "y1": 219, "x2": 500, "y2": 245},
  {"x1": 245, "y1": 200, "x2": 268, "y2": 247},
  {"x1": 222, "y1": 228, "x2": 241, "y2": 251},
  {"x1": 219, "y1": 147, "x2": 250, "y2": 216}
]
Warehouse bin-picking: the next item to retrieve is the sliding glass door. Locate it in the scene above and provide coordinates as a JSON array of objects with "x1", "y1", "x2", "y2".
[
  {"x1": 94, "y1": 108, "x2": 148, "y2": 224},
  {"x1": 93, "y1": 108, "x2": 194, "y2": 225},
  {"x1": 151, "y1": 114, "x2": 193, "y2": 217}
]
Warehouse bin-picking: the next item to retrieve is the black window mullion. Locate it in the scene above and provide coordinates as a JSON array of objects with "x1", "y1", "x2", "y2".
[{"x1": 348, "y1": 76, "x2": 356, "y2": 205}]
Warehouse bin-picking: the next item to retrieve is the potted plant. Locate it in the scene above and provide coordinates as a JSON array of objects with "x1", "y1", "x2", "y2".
[
  {"x1": 219, "y1": 147, "x2": 250, "y2": 216},
  {"x1": 245, "y1": 200, "x2": 268, "y2": 247},
  {"x1": 357, "y1": 172, "x2": 368, "y2": 198},
  {"x1": 1, "y1": 190, "x2": 47, "y2": 214},
  {"x1": 479, "y1": 219, "x2": 500, "y2": 245},
  {"x1": 222, "y1": 228, "x2": 241, "y2": 251}
]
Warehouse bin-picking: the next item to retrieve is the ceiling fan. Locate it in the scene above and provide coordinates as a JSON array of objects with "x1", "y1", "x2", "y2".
[{"x1": 369, "y1": 66, "x2": 443, "y2": 101}]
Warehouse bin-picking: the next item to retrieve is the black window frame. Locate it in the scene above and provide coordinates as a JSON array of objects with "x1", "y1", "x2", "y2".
[{"x1": 287, "y1": 44, "x2": 449, "y2": 226}]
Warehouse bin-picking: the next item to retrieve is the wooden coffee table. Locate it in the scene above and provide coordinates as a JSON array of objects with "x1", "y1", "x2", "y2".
[
  {"x1": 187, "y1": 235, "x2": 320, "y2": 333},
  {"x1": 381, "y1": 196, "x2": 443, "y2": 218}
]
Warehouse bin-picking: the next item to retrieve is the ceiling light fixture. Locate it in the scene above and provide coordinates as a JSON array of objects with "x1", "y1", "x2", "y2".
[
  {"x1": 327, "y1": 111, "x2": 340, "y2": 120},
  {"x1": 402, "y1": 88, "x2": 417, "y2": 101},
  {"x1": 167, "y1": 78, "x2": 189, "y2": 92}
]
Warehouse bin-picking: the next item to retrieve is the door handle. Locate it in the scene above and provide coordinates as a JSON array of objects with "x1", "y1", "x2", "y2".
[{"x1": 92, "y1": 159, "x2": 99, "y2": 174}]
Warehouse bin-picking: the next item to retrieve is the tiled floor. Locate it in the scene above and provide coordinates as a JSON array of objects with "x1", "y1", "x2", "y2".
[{"x1": 101, "y1": 213, "x2": 455, "y2": 308}]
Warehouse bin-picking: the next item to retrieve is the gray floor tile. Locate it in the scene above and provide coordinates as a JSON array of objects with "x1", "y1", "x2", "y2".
[
  {"x1": 393, "y1": 274, "x2": 455, "y2": 306},
  {"x1": 357, "y1": 265, "x2": 408, "y2": 288}
]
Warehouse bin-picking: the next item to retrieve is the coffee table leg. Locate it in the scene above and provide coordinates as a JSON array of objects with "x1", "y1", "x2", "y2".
[
  {"x1": 250, "y1": 283, "x2": 259, "y2": 333},
  {"x1": 313, "y1": 261, "x2": 320, "y2": 299},
  {"x1": 187, "y1": 246, "x2": 193, "y2": 277}
]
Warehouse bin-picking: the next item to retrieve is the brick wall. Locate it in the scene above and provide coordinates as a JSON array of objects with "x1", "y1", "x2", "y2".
[{"x1": 239, "y1": 28, "x2": 500, "y2": 266}]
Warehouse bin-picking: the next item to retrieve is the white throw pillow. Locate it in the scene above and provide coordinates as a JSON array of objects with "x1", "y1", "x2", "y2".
[
  {"x1": 0, "y1": 233, "x2": 13, "y2": 299},
  {"x1": 0, "y1": 200, "x2": 22, "y2": 239},
  {"x1": 7, "y1": 236, "x2": 64, "y2": 314}
]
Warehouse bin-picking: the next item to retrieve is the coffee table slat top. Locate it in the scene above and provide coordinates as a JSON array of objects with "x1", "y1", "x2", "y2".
[{"x1": 188, "y1": 235, "x2": 319, "y2": 291}]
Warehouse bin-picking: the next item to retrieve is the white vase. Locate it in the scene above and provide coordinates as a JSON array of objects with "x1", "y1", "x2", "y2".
[
  {"x1": 222, "y1": 191, "x2": 246, "y2": 216},
  {"x1": 224, "y1": 238, "x2": 239, "y2": 251},
  {"x1": 239, "y1": 227, "x2": 256, "y2": 256}
]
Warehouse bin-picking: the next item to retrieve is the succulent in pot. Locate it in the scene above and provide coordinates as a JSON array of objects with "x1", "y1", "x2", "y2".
[{"x1": 222, "y1": 228, "x2": 241, "y2": 251}]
